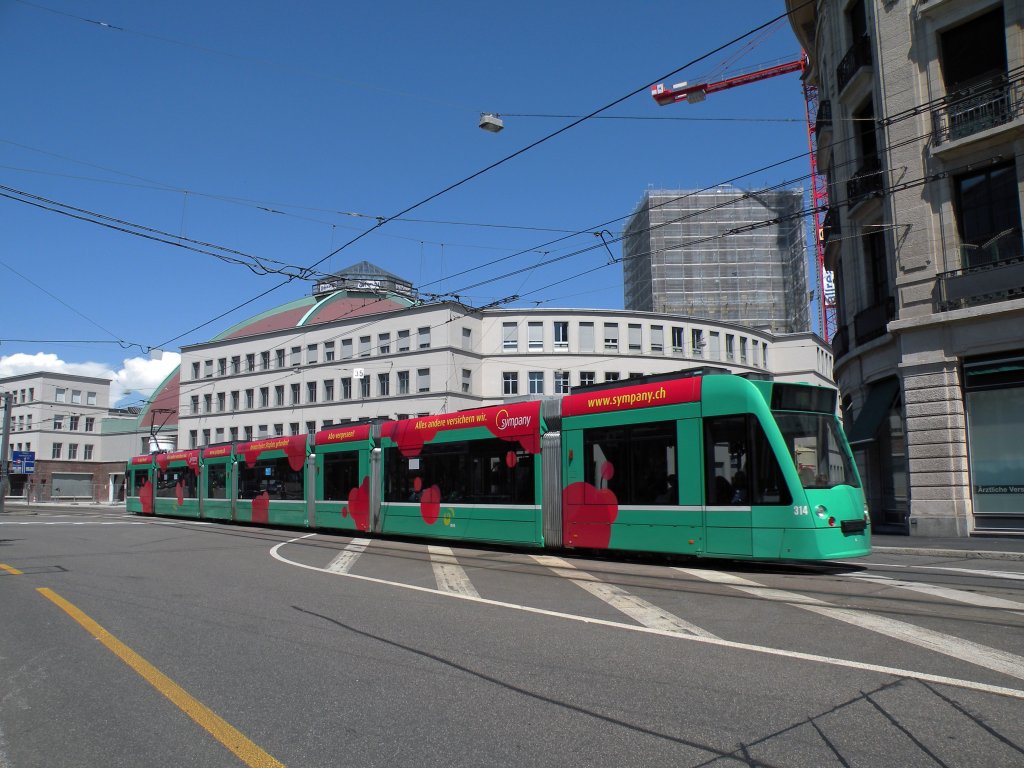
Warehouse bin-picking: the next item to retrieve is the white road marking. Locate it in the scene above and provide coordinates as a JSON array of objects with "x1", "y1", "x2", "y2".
[
  {"x1": 533, "y1": 555, "x2": 717, "y2": 638},
  {"x1": 677, "y1": 568, "x2": 1024, "y2": 682},
  {"x1": 852, "y1": 573, "x2": 1024, "y2": 614},
  {"x1": 0, "y1": 520, "x2": 210, "y2": 526},
  {"x1": 837, "y1": 560, "x2": 1024, "y2": 582},
  {"x1": 325, "y1": 538, "x2": 371, "y2": 575},
  {"x1": 268, "y1": 535, "x2": 1024, "y2": 701},
  {"x1": 428, "y1": 545, "x2": 480, "y2": 598}
]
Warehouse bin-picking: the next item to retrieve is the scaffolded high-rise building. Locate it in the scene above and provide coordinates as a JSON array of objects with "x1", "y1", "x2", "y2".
[{"x1": 622, "y1": 188, "x2": 810, "y2": 334}]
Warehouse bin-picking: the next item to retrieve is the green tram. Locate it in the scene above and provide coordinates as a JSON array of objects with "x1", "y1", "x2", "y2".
[{"x1": 126, "y1": 370, "x2": 870, "y2": 561}]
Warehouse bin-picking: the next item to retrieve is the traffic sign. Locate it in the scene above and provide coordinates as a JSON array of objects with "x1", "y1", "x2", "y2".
[{"x1": 11, "y1": 450, "x2": 35, "y2": 474}]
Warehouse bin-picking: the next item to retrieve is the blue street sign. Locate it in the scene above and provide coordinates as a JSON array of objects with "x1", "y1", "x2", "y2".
[{"x1": 11, "y1": 451, "x2": 35, "y2": 474}]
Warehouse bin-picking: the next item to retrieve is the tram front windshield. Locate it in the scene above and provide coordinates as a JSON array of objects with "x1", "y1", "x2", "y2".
[{"x1": 773, "y1": 412, "x2": 859, "y2": 490}]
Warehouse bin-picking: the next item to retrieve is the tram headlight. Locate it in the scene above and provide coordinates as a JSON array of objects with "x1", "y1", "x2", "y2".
[
  {"x1": 815, "y1": 505, "x2": 827, "y2": 519},
  {"x1": 864, "y1": 504, "x2": 871, "y2": 525}
]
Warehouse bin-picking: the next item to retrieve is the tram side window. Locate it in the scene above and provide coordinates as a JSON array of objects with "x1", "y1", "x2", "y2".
[
  {"x1": 238, "y1": 457, "x2": 305, "y2": 500},
  {"x1": 583, "y1": 420, "x2": 677, "y2": 505},
  {"x1": 323, "y1": 453, "x2": 360, "y2": 501},
  {"x1": 383, "y1": 437, "x2": 535, "y2": 505},
  {"x1": 132, "y1": 469, "x2": 150, "y2": 494},
  {"x1": 704, "y1": 416, "x2": 791, "y2": 506},
  {"x1": 157, "y1": 468, "x2": 198, "y2": 499},
  {"x1": 207, "y1": 464, "x2": 227, "y2": 499}
]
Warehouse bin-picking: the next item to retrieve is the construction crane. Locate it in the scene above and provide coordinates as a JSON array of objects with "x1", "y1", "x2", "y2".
[{"x1": 651, "y1": 57, "x2": 836, "y2": 342}]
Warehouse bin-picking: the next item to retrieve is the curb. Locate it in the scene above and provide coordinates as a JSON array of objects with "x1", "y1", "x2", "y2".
[{"x1": 873, "y1": 545, "x2": 1024, "y2": 562}]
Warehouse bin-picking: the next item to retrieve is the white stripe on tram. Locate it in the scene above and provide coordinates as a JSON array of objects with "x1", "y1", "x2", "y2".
[
  {"x1": 676, "y1": 568, "x2": 1024, "y2": 682},
  {"x1": 533, "y1": 555, "x2": 718, "y2": 639},
  {"x1": 428, "y1": 545, "x2": 480, "y2": 598},
  {"x1": 325, "y1": 538, "x2": 371, "y2": 575}
]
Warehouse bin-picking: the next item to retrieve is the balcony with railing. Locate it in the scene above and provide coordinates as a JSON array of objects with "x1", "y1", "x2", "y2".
[
  {"x1": 846, "y1": 157, "x2": 884, "y2": 208},
  {"x1": 936, "y1": 230, "x2": 1024, "y2": 311},
  {"x1": 932, "y1": 68, "x2": 1024, "y2": 147},
  {"x1": 836, "y1": 35, "x2": 872, "y2": 95},
  {"x1": 854, "y1": 297, "x2": 895, "y2": 345},
  {"x1": 815, "y1": 100, "x2": 833, "y2": 142}
]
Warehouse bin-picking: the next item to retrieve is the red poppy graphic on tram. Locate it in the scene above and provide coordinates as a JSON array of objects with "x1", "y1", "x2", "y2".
[
  {"x1": 251, "y1": 491, "x2": 270, "y2": 524},
  {"x1": 345, "y1": 477, "x2": 371, "y2": 532},
  {"x1": 176, "y1": 479, "x2": 184, "y2": 506},
  {"x1": 420, "y1": 485, "x2": 441, "y2": 525},
  {"x1": 562, "y1": 478, "x2": 619, "y2": 550},
  {"x1": 139, "y1": 479, "x2": 154, "y2": 515}
]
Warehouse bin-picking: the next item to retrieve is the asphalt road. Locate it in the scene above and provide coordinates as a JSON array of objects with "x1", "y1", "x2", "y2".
[{"x1": 2, "y1": 507, "x2": 1023, "y2": 768}]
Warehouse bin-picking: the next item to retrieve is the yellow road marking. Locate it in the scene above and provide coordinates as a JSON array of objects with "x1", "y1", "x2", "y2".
[
  {"x1": 36, "y1": 588, "x2": 285, "y2": 768},
  {"x1": 0, "y1": 563, "x2": 23, "y2": 575}
]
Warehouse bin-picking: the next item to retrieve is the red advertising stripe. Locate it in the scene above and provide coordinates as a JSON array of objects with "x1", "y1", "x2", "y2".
[
  {"x1": 236, "y1": 434, "x2": 309, "y2": 471},
  {"x1": 382, "y1": 401, "x2": 542, "y2": 457},
  {"x1": 155, "y1": 450, "x2": 199, "y2": 471},
  {"x1": 314, "y1": 424, "x2": 371, "y2": 446},
  {"x1": 202, "y1": 445, "x2": 233, "y2": 459},
  {"x1": 561, "y1": 377, "x2": 701, "y2": 417},
  {"x1": 130, "y1": 455, "x2": 153, "y2": 466}
]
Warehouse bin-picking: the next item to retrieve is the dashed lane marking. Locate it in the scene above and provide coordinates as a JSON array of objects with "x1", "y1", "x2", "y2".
[
  {"x1": 851, "y1": 573, "x2": 1024, "y2": 615},
  {"x1": 325, "y1": 538, "x2": 370, "y2": 575},
  {"x1": 428, "y1": 545, "x2": 480, "y2": 598}
]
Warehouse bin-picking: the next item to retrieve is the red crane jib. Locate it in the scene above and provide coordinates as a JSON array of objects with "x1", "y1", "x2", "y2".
[{"x1": 651, "y1": 59, "x2": 805, "y2": 106}]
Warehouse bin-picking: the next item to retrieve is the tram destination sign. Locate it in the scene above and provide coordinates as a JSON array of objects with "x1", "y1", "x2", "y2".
[{"x1": 11, "y1": 451, "x2": 35, "y2": 474}]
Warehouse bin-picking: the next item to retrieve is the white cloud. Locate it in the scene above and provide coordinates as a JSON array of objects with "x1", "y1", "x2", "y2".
[{"x1": 0, "y1": 351, "x2": 181, "y2": 407}]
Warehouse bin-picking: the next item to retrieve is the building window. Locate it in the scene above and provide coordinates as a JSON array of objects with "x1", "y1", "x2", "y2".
[
  {"x1": 604, "y1": 323, "x2": 619, "y2": 352},
  {"x1": 378, "y1": 373, "x2": 390, "y2": 397},
  {"x1": 503, "y1": 372, "x2": 519, "y2": 396},
  {"x1": 260, "y1": 387, "x2": 270, "y2": 408},
  {"x1": 56, "y1": 388, "x2": 66, "y2": 403},
  {"x1": 461, "y1": 368, "x2": 471, "y2": 393},
  {"x1": 954, "y1": 163, "x2": 1023, "y2": 268},
  {"x1": 605, "y1": 372, "x2": 620, "y2": 382},
  {"x1": 229, "y1": 427, "x2": 238, "y2": 442},
  {"x1": 274, "y1": 423, "x2": 284, "y2": 437},
  {"x1": 231, "y1": 391, "x2": 240, "y2": 411},
  {"x1": 397, "y1": 330, "x2": 410, "y2": 352},
  {"x1": 217, "y1": 358, "x2": 226, "y2": 376},
  {"x1": 85, "y1": 417, "x2": 95, "y2": 432},
  {"x1": 289, "y1": 423, "x2": 300, "y2": 436},
  {"x1": 204, "y1": 394, "x2": 213, "y2": 414},
  {"x1": 324, "y1": 341, "x2": 335, "y2": 362},
  {"x1": 528, "y1": 371, "x2": 544, "y2": 395},
  {"x1": 651, "y1": 326, "x2": 664, "y2": 353},
  {"x1": 245, "y1": 389, "x2": 254, "y2": 409},
  {"x1": 189, "y1": 430, "x2": 198, "y2": 449},
  {"x1": 71, "y1": 390, "x2": 82, "y2": 404},
  {"x1": 740, "y1": 337, "x2": 749, "y2": 363},
  {"x1": 461, "y1": 328, "x2": 472, "y2": 351},
  {"x1": 246, "y1": 353, "x2": 255, "y2": 371},
  {"x1": 217, "y1": 392, "x2": 226, "y2": 412},
  {"x1": 528, "y1": 322, "x2": 543, "y2": 351},
  {"x1": 628, "y1": 324, "x2": 642, "y2": 352},
  {"x1": 51, "y1": 443, "x2": 62, "y2": 459},
  {"x1": 69, "y1": 416, "x2": 79, "y2": 430},
  {"x1": 306, "y1": 421, "x2": 316, "y2": 435},
  {"x1": 205, "y1": 360, "x2": 214, "y2": 378},
  {"x1": 726, "y1": 335, "x2": 735, "y2": 361},
  {"x1": 502, "y1": 322, "x2": 518, "y2": 352},
  {"x1": 360, "y1": 377, "x2": 370, "y2": 398},
  {"x1": 230, "y1": 356, "x2": 240, "y2": 374},
  {"x1": 215, "y1": 428, "x2": 225, "y2": 443},
  {"x1": 261, "y1": 351, "x2": 271, "y2": 371},
  {"x1": 418, "y1": 327, "x2": 431, "y2": 349},
  {"x1": 244, "y1": 426, "x2": 253, "y2": 441},
  {"x1": 68, "y1": 444, "x2": 78, "y2": 460},
  {"x1": 398, "y1": 371, "x2": 410, "y2": 395},
  {"x1": 692, "y1": 329, "x2": 705, "y2": 357},
  {"x1": 342, "y1": 339, "x2": 353, "y2": 359},
  {"x1": 379, "y1": 333, "x2": 391, "y2": 354},
  {"x1": 276, "y1": 349, "x2": 286, "y2": 368},
  {"x1": 579, "y1": 372, "x2": 595, "y2": 387},
  {"x1": 257, "y1": 425, "x2": 267, "y2": 439},
  {"x1": 672, "y1": 327, "x2": 684, "y2": 354},
  {"x1": 83, "y1": 444, "x2": 93, "y2": 460},
  {"x1": 554, "y1": 371, "x2": 570, "y2": 394},
  {"x1": 554, "y1": 321, "x2": 569, "y2": 350},
  {"x1": 359, "y1": 336, "x2": 371, "y2": 357},
  {"x1": 579, "y1": 322, "x2": 595, "y2": 353},
  {"x1": 341, "y1": 377, "x2": 352, "y2": 399},
  {"x1": 290, "y1": 383, "x2": 300, "y2": 405},
  {"x1": 307, "y1": 382, "x2": 317, "y2": 403},
  {"x1": 192, "y1": 362, "x2": 201, "y2": 380},
  {"x1": 323, "y1": 379, "x2": 335, "y2": 401},
  {"x1": 417, "y1": 368, "x2": 430, "y2": 392},
  {"x1": 190, "y1": 395, "x2": 200, "y2": 415},
  {"x1": 290, "y1": 346, "x2": 301, "y2": 366},
  {"x1": 307, "y1": 344, "x2": 318, "y2": 364}
]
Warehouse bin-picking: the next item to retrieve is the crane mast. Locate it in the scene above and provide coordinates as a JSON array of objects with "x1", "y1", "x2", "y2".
[{"x1": 651, "y1": 56, "x2": 836, "y2": 342}]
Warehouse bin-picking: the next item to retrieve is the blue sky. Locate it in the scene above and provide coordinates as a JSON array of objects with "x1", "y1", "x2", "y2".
[{"x1": 0, "y1": 0, "x2": 814, "y2": 405}]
